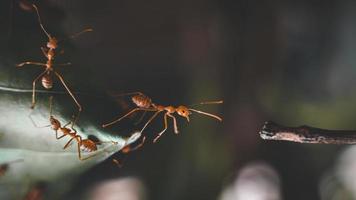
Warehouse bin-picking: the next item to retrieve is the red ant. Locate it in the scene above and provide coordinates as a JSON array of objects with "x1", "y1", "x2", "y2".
[
  {"x1": 45, "y1": 96, "x2": 115, "y2": 161},
  {"x1": 102, "y1": 92, "x2": 223, "y2": 143},
  {"x1": 0, "y1": 159, "x2": 24, "y2": 177},
  {"x1": 16, "y1": 4, "x2": 92, "y2": 121}
]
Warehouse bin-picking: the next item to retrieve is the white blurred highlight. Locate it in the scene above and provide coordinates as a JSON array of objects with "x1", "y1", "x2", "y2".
[
  {"x1": 335, "y1": 146, "x2": 356, "y2": 198},
  {"x1": 90, "y1": 177, "x2": 146, "y2": 200},
  {"x1": 219, "y1": 162, "x2": 281, "y2": 200}
]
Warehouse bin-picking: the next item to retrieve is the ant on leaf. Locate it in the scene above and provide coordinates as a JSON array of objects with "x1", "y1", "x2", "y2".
[
  {"x1": 17, "y1": 4, "x2": 92, "y2": 125},
  {"x1": 38, "y1": 96, "x2": 116, "y2": 161},
  {"x1": 102, "y1": 92, "x2": 223, "y2": 143}
]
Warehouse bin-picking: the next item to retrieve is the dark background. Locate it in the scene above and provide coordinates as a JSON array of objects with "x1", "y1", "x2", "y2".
[{"x1": 2, "y1": 0, "x2": 356, "y2": 199}]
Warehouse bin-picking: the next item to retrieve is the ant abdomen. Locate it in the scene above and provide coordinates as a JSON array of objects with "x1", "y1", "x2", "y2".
[
  {"x1": 80, "y1": 139, "x2": 97, "y2": 152},
  {"x1": 41, "y1": 74, "x2": 53, "y2": 89},
  {"x1": 132, "y1": 94, "x2": 152, "y2": 108}
]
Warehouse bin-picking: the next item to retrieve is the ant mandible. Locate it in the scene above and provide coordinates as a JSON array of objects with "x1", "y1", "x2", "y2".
[
  {"x1": 16, "y1": 4, "x2": 92, "y2": 117},
  {"x1": 102, "y1": 92, "x2": 223, "y2": 143},
  {"x1": 46, "y1": 96, "x2": 115, "y2": 161}
]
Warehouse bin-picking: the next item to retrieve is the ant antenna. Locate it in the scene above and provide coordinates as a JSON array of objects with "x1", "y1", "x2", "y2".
[
  {"x1": 188, "y1": 108, "x2": 223, "y2": 121},
  {"x1": 109, "y1": 91, "x2": 144, "y2": 97},
  {"x1": 68, "y1": 28, "x2": 93, "y2": 39},
  {"x1": 32, "y1": 4, "x2": 51, "y2": 39},
  {"x1": 189, "y1": 100, "x2": 223, "y2": 121},
  {"x1": 57, "y1": 28, "x2": 93, "y2": 43},
  {"x1": 189, "y1": 100, "x2": 223, "y2": 107}
]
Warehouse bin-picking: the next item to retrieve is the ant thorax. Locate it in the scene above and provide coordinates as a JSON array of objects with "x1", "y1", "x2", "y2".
[
  {"x1": 47, "y1": 38, "x2": 58, "y2": 49},
  {"x1": 132, "y1": 94, "x2": 152, "y2": 108},
  {"x1": 47, "y1": 49, "x2": 55, "y2": 60},
  {"x1": 164, "y1": 106, "x2": 175, "y2": 113}
]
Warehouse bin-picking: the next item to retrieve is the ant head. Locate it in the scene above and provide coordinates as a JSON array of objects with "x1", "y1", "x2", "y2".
[
  {"x1": 176, "y1": 106, "x2": 191, "y2": 122},
  {"x1": 47, "y1": 37, "x2": 58, "y2": 49},
  {"x1": 49, "y1": 116, "x2": 60, "y2": 130}
]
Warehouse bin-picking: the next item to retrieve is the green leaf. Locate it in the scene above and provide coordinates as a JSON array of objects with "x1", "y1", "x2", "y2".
[{"x1": 0, "y1": 86, "x2": 141, "y2": 198}]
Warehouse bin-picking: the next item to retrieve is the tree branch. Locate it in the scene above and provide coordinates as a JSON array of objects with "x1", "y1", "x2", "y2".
[{"x1": 259, "y1": 121, "x2": 356, "y2": 144}]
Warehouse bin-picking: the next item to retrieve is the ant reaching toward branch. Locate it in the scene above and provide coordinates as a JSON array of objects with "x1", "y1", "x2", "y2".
[
  {"x1": 102, "y1": 92, "x2": 223, "y2": 143},
  {"x1": 17, "y1": 4, "x2": 92, "y2": 125}
]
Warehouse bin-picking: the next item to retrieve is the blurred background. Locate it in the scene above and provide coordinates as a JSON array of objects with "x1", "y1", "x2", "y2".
[{"x1": 2, "y1": 0, "x2": 356, "y2": 199}]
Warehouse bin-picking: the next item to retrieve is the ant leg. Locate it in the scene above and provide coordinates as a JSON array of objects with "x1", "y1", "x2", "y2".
[
  {"x1": 55, "y1": 131, "x2": 66, "y2": 140},
  {"x1": 63, "y1": 120, "x2": 72, "y2": 128},
  {"x1": 63, "y1": 114, "x2": 79, "y2": 129},
  {"x1": 55, "y1": 63, "x2": 72, "y2": 66},
  {"x1": 28, "y1": 114, "x2": 50, "y2": 128},
  {"x1": 80, "y1": 140, "x2": 108, "y2": 161},
  {"x1": 31, "y1": 70, "x2": 48, "y2": 109},
  {"x1": 63, "y1": 134, "x2": 80, "y2": 149},
  {"x1": 77, "y1": 145, "x2": 82, "y2": 160},
  {"x1": 153, "y1": 113, "x2": 168, "y2": 143},
  {"x1": 102, "y1": 107, "x2": 156, "y2": 128},
  {"x1": 28, "y1": 109, "x2": 50, "y2": 128},
  {"x1": 188, "y1": 109, "x2": 223, "y2": 121},
  {"x1": 49, "y1": 96, "x2": 54, "y2": 116},
  {"x1": 71, "y1": 110, "x2": 81, "y2": 129},
  {"x1": 63, "y1": 137, "x2": 76, "y2": 149},
  {"x1": 80, "y1": 151, "x2": 100, "y2": 161},
  {"x1": 167, "y1": 113, "x2": 179, "y2": 134},
  {"x1": 122, "y1": 136, "x2": 146, "y2": 153},
  {"x1": 140, "y1": 110, "x2": 162, "y2": 133},
  {"x1": 134, "y1": 111, "x2": 147, "y2": 125},
  {"x1": 74, "y1": 136, "x2": 91, "y2": 161},
  {"x1": 54, "y1": 71, "x2": 82, "y2": 114},
  {"x1": 16, "y1": 62, "x2": 46, "y2": 67},
  {"x1": 128, "y1": 136, "x2": 146, "y2": 151}
]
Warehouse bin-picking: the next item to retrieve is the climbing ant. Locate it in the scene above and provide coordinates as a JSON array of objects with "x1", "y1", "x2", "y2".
[
  {"x1": 102, "y1": 92, "x2": 223, "y2": 143},
  {"x1": 16, "y1": 4, "x2": 92, "y2": 123},
  {"x1": 44, "y1": 96, "x2": 115, "y2": 161}
]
